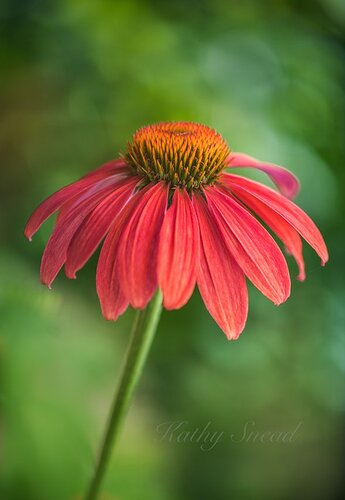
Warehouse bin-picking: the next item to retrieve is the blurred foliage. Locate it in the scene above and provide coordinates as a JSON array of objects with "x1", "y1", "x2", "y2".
[{"x1": 0, "y1": 0, "x2": 344, "y2": 499}]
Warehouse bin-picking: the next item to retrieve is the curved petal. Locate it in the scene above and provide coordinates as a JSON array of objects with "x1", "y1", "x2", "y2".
[
  {"x1": 65, "y1": 176, "x2": 139, "y2": 278},
  {"x1": 226, "y1": 152, "x2": 300, "y2": 199},
  {"x1": 158, "y1": 188, "x2": 199, "y2": 309},
  {"x1": 193, "y1": 192, "x2": 248, "y2": 340},
  {"x1": 96, "y1": 221, "x2": 128, "y2": 321},
  {"x1": 117, "y1": 182, "x2": 169, "y2": 308},
  {"x1": 81, "y1": 158, "x2": 128, "y2": 180},
  {"x1": 206, "y1": 186, "x2": 290, "y2": 305},
  {"x1": 96, "y1": 197, "x2": 136, "y2": 321},
  {"x1": 222, "y1": 173, "x2": 328, "y2": 266},
  {"x1": 24, "y1": 160, "x2": 130, "y2": 240},
  {"x1": 97, "y1": 184, "x2": 161, "y2": 320},
  {"x1": 40, "y1": 177, "x2": 124, "y2": 287},
  {"x1": 227, "y1": 187, "x2": 305, "y2": 281}
]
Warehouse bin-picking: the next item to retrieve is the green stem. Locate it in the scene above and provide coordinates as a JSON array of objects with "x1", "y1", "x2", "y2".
[{"x1": 85, "y1": 291, "x2": 163, "y2": 500}]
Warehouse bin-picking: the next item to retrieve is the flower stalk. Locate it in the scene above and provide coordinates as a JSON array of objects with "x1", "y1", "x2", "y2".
[{"x1": 85, "y1": 290, "x2": 163, "y2": 500}]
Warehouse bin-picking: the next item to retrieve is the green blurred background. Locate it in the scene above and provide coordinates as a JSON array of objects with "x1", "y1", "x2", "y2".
[{"x1": 1, "y1": 0, "x2": 344, "y2": 499}]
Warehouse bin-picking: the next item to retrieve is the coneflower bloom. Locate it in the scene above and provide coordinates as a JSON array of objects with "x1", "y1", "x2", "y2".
[{"x1": 25, "y1": 122, "x2": 328, "y2": 339}]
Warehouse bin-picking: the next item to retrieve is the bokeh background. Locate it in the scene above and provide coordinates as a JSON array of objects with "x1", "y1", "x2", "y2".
[{"x1": 1, "y1": 0, "x2": 344, "y2": 499}]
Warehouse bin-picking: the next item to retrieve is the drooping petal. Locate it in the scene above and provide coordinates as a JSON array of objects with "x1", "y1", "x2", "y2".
[
  {"x1": 96, "y1": 196, "x2": 136, "y2": 321},
  {"x1": 158, "y1": 188, "x2": 199, "y2": 309},
  {"x1": 222, "y1": 173, "x2": 329, "y2": 266},
  {"x1": 96, "y1": 184, "x2": 154, "y2": 320},
  {"x1": 206, "y1": 186, "x2": 290, "y2": 304},
  {"x1": 99, "y1": 275, "x2": 128, "y2": 322},
  {"x1": 96, "y1": 184, "x2": 163, "y2": 321},
  {"x1": 226, "y1": 152, "x2": 300, "y2": 199},
  {"x1": 65, "y1": 176, "x2": 139, "y2": 278},
  {"x1": 81, "y1": 158, "x2": 128, "y2": 181},
  {"x1": 193, "y1": 192, "x2": 248, "y2": 340},
  {"x1": 117, "y1": 182, "x2": 169, "y2": 308},
  {"x1": 97, "y1": 238, "x2": 128, "y2": 321},
  {"x1": 40, "y1": 176, "x2": 125, "y2": 287},
  {"x1": 227, "y1": 187, "x2": 305, "y2": 281},
  {"x1": 24, "y1": 160, "x2": 129, "y2": 240}
]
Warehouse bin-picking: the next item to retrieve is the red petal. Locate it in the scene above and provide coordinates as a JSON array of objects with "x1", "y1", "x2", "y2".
[
  {"x1": 226, "y1": 152, "x2": 300, "y2": 199},
  {"x1": 193, "y1": 192, "x2": 248, "y2": 340},
  {"x1": 96, "y1": 185, "x2": 155, "y2": 319},
  {"x1": 65, "y1": 177, "x2": 139, "y2": 278},
  {"x1": 81, "y1": 158, "x2": 128, "y2": 180},
  {"x1": 40, "y1": 177, "x2": 124, "y2": 287},
  {"x1": 117, "y1": 182, "x2": 169, "y2": 308},
  {"x1": 24, "y1": 160, "x2": 129, "y2": 240},
  {"x1": 206, "y1": 186, "x2": 290, "y2": 304},
  {"x1": 228, "y1": 188, "x2": 306, "y2": 281},
  {"x1": 222, "y1": 173, "x2": 328, "y2": 266},
  {"x1": 96, "y1": 206, "x2": 131, "y2": 321},
  {"x1": 158, "y1": 188, "x2": 199, "y2": 309}
]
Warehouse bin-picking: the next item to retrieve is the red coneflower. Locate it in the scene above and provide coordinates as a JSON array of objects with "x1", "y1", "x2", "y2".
[{"x1": 25, "y1": 122, "x2": 328, "y2": 339}]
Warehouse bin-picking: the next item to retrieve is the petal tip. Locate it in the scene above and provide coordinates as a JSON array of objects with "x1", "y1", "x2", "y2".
[
  {"x1": 101, "y1": 307, "x2": 120, "y2": 321},
  {"x1": 223, "y1": 324, "x2": 245, "y2": 341},
  {"x1": 65, "y1": 266, "x2": 77, "y2": 279},
  {"x1": 40, "y1": 275, "x2": 53, "y2": 289},
  {"x1": 274, "y1": 289, "x2": 290, "y2": 306},
  {"x1": 297, "y1": 271, "x2": 306, "y2": 282},
  {"x1": 103, "y1": 314, "x2": 115, "y2": 321},
  {"x1": 162, "y1": 295, "x2": 188, "y2": 311},
  {"x1": 225, "y1": 331, "x2": 241, "y2": 341},
  {"x1": 24, "y1": 225, "x2": 33, "y2": 240}
]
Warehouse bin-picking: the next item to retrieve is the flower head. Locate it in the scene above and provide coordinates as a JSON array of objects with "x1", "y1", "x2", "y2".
[
  {"x1": 126, "y1": 122, "x2": 230, "y2": 190},
  {"x1": 25, "y1": 122, "x2": 328, "y2": 339}
]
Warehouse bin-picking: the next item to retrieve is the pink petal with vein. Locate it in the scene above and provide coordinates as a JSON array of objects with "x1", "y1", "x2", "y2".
[
  {"x1": 117, "y1": 182, "x2": 168, "y2": 308},
  {"x1": 193, "y1": 192, "x2": 248, "y2": 340},
  {"x1": 158, "y1": 188, "x2": 199, "y2": 309},
  {"x1": 40, "y1": 176, "x2": 125, "y2": 287},
  {"x1": 65, "y1": 176, "x2": 139, "y2": 278},
  {"x1": 221, "y1": 173, "x2": 328, "y2": 266},
  {"x1": 226, "y1": 152, "x2": 300, "y2": 199},
  {"x1": 228, "y1": 187, "x2": 306, "y2": 281},
  {"x1": 24, "y1": 159, "x2": 129, "y2": 240},
  {"x1": 81, "y1": 158, "x2": 128, "y2": 180},
  {"x1": 96, "y1": 185, "x2": 155, "y2": 320},
  {"x1": 206, "y1": 186, "x2": 290, "y2": 304}
]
